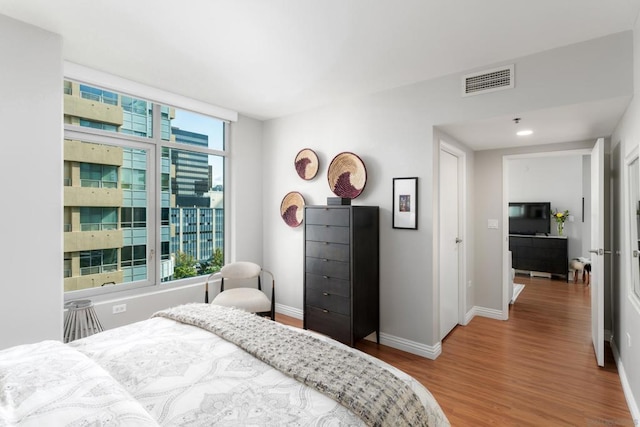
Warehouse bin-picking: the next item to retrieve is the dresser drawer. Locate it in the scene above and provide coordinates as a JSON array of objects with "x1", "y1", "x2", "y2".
[
  {"x1": 305, "y1": 305, "x2": 351, "y2": 345},
  {"x1": 306, "y1": 287, "x2": 350, "y2": 316},
  {"x1": 306, "y1": 273, "x2": 350, "y2": 298},
  {"x1": 305, "y1": 208, "x2": 350, "y2": 226},
  {"x1": 305, "y1": 257, "x2": 349, "y2": 280},
  {"x1": 305, "y1": 225, "x2": 349, "y2": 244},
  {"x1": 305, "y1": 241, "x2": 349, "y2": 262}
]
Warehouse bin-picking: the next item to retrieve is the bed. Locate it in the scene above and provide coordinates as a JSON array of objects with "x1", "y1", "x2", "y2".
[{"x1": 0, "y1": 303, "x2": 450, "y2": 426}]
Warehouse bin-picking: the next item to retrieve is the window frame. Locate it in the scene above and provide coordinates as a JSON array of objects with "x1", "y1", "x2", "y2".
[{"x1": 63, "y1": 77, "x2": 230, "y2": 302}]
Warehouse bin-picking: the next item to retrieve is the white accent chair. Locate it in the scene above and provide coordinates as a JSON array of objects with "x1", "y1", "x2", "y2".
[{"x1": 205, "y1": 262, "x2": 275, "y2": 319}]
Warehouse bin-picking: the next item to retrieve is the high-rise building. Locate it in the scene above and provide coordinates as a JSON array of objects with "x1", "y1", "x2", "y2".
[
  {"x1": 171, "y1": 127, "x2": 211, "y2": 208},
  {"x1": 168, "y1": 127, "x2": 217, "y2": 271}
]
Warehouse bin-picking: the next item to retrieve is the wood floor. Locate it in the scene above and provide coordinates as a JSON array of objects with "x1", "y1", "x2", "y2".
[{"x1": 276, "y1": 275, "x2": 634, "y2": 426}]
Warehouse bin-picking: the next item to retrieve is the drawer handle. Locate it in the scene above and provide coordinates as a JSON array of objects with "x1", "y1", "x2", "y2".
[
  {"x1": 323, "y1": 292, "x2": 330, "y2": 296},
  {"x1": 322, "y1": 258, "x2": 329, "y2": 262},
  {"x1": 323, "y1": 275, "x2": 330, "y2": 279},
  {"x1": 323, "y1": 242, "x2": 329, "y2": 245},
  {"x1": 322, "y1": 309, "x2": 329, "y2": 313}
]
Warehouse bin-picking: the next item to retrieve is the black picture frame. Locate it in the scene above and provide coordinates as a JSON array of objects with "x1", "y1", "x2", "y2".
[{"x1": 392, "y1": 177, "x2": 418, "y2": 229}]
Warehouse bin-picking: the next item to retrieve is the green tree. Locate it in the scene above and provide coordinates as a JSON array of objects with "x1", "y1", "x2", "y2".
[
  {"x1": 173, "y1": 251, "x2": 197, "y2": 279},
  {"x1": 200, "y1": 248, "x2": 224, "y2": 275}
]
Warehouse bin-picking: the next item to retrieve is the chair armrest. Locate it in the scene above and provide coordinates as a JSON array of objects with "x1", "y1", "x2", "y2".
[
  {"x1": 261, "y1": 269, "x2": 275, "y2": 290},
  {"x1": 205, "y1": 271, "x2": 223, "y2": 303}
]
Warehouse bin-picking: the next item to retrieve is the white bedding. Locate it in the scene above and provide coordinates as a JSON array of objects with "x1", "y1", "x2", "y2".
[
  {"x1": 0, "y1": 307, "x2": 449, "y2": 426},
  {"x1": 0, "y1": 340, "x2": 158, "y2": 426}
]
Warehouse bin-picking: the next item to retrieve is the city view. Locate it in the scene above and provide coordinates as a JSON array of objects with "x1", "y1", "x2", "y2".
[{"x1": 63, "y1": 81, "x2": 225, "y2": 292}]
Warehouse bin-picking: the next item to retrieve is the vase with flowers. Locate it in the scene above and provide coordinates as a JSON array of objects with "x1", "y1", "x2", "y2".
[{"x1": 551, "y1": 208, "x2": 569, "y2": 236}]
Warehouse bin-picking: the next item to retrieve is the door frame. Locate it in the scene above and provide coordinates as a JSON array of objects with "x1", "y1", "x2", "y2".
[
  {"x1": 439, "y1": 140, "x2": 467, "y2": 332},
  {"x1": 502, "y1": 148, "x2": 592, "y2": 319}
]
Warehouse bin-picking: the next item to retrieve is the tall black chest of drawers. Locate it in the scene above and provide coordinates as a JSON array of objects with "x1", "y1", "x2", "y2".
[{"x1": 303, "y1": 205, "x2": 379, "y2": 346}]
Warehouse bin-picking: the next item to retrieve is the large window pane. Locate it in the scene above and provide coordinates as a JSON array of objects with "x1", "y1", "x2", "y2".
[
  {"x1": 162, "y1": 148, "x2": 224, "y2": 282},
  {"x1": 64, "y1": 79, "x2": 227, "y2": 297}
]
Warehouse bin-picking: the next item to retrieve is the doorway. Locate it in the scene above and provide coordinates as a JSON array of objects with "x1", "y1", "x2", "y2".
[
  {"x1": 503, "y1": 146, "x2": 606, "y2": 367},
  {"x1": 503, "y1": 150, "x2": 591, "y2": 312}
]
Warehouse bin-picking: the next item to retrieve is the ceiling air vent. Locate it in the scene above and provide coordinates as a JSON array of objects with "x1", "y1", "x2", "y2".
[{"x1": 462, "y1": 65, "x2": 514, "y2": 97}]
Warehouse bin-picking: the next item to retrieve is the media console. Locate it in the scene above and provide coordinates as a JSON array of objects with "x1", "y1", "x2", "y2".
[{"x1": 508, "y1": 234, "x2": 568, "y2": 281}]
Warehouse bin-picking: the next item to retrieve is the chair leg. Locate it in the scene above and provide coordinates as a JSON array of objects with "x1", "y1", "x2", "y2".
[{"x1": 270, "y1": 287, "x2": 275, "y2": 320}]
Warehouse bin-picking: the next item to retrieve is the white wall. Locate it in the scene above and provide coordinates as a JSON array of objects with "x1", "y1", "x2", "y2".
[
  {"x1": 0, "y1": 15, "x2": 63, "y2": 349},
  {"x1": 229, "y1": 114, "x2": 264, "y2": 264},
  {"x1": 607, "y1": 11, "x2": 640, "y2": 419},
  {"x1": 262, "y1": 32, "x2": 634, "y2": 352},
  {"x1": 508, "y1": 155, "x2": 585, "y2": 260},
  {"x1": 612, "y1": 109, "x2": 640, "y2": 421}
]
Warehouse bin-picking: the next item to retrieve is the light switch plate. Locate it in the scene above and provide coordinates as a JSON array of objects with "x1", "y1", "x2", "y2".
[{"x1": 488, "y1": 219, "x2": 499, "y2": 229}]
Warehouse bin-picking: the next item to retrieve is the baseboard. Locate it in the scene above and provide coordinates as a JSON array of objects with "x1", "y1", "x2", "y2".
[
  {"x1": 472, "y1": 305, "x2": 505, "y2": 321},
  {"x1": 610, "y1": 339, "x2": 640, "y2": 424},
  {"x1": 275, "y1": 303, "x2": 303, "y2": 320},
  {"x1": 276, "y1": 303, "x2": 441, "y2": 359},
  {"x1": 464, "y1": 307, "x2": 477, "y2": 324},
  {"x1": 379, "y1": 332, "x2": 442, "y2": 360}
]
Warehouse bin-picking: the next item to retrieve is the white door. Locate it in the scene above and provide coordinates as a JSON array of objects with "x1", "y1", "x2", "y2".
[
  {"x1": 440, "y1": 147, "x2": 461, "y2": 339},
  {"x1": 590, "y1": 138, "x2": 605, "y2": 367}
]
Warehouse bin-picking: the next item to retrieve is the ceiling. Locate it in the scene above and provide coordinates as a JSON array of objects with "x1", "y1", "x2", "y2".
[
  {"x1": 438, "y1": 97, "x2": 633, "y2": 151},
  {"x1": 1, "y1": 0, "x2": 639, "y2": 149}
]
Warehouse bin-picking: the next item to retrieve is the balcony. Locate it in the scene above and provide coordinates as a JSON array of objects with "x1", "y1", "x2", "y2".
[
  {"x1": 64, "y1": 186, "x2": 123, "y2": 207},
  {"x1": 64, "y1": 229, "x2": 123, "y2": 253},
  {"x1": 64, "y1": 139, "x2": 123, "y2": 166},
  {"x1": 64, "y1": 270, "x2": 124, "y2": 292},
  {"x1": 64, "y1": 93, "x2": 123, "y2": 126}
]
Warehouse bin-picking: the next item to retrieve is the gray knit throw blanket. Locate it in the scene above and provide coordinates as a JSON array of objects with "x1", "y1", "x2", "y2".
[{"x1": 153, "y1": 304, "x2": 431, "y2": 427}]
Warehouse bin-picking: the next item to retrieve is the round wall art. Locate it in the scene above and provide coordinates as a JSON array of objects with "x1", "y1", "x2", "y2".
[
  {"x1": 294, "y1": 148, "x2": 319, "y2": 180},
  {"x1": 327, "y1": 152, "x2": 367, "y2": 198},
  {"x1": 280, "y1": 191, "x2": 305, "y2": 227}
]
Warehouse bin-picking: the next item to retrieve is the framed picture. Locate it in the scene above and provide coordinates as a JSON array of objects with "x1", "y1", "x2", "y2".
[{"x1": 393, "y1": 177, "x2": 418, "y2": 229}]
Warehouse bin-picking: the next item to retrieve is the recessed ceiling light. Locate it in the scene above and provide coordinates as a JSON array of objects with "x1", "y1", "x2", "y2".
[{"x1": 517, "y1": 129, "x2": 533, "y2": 136}]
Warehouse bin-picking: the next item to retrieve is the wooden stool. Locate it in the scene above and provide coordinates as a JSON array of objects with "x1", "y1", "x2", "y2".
[{"x1": 570, "y1": 258, "x2": 590, "y2": 285}]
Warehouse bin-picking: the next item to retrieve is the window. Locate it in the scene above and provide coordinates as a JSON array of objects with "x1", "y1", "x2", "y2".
[
  {"x1": 63, "y1": 79, "x2": 227, "y2": 297},
  {"x1": 80, "y1": 163, "x2": 118, "y2": 188},
  {"x1": 80, "y1": 249, "x2": 118, "y2": 275},
  {"x1": 121, "y1": 207, "x2": 146, "y2": 228},
  {"x1": 80, "y1": 207, "x2": 118, "y2": 231},
  {"x1": 79, "y1": 84, "x2": 118, "y2": 105},
  {"x1": 80, "y1": 120, "x2": 118, "y2": 132}
]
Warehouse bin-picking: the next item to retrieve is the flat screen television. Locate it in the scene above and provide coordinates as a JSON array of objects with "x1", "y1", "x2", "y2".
[{"x1": 508, "y1": 202, "x2": 551, "y2": 235}]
